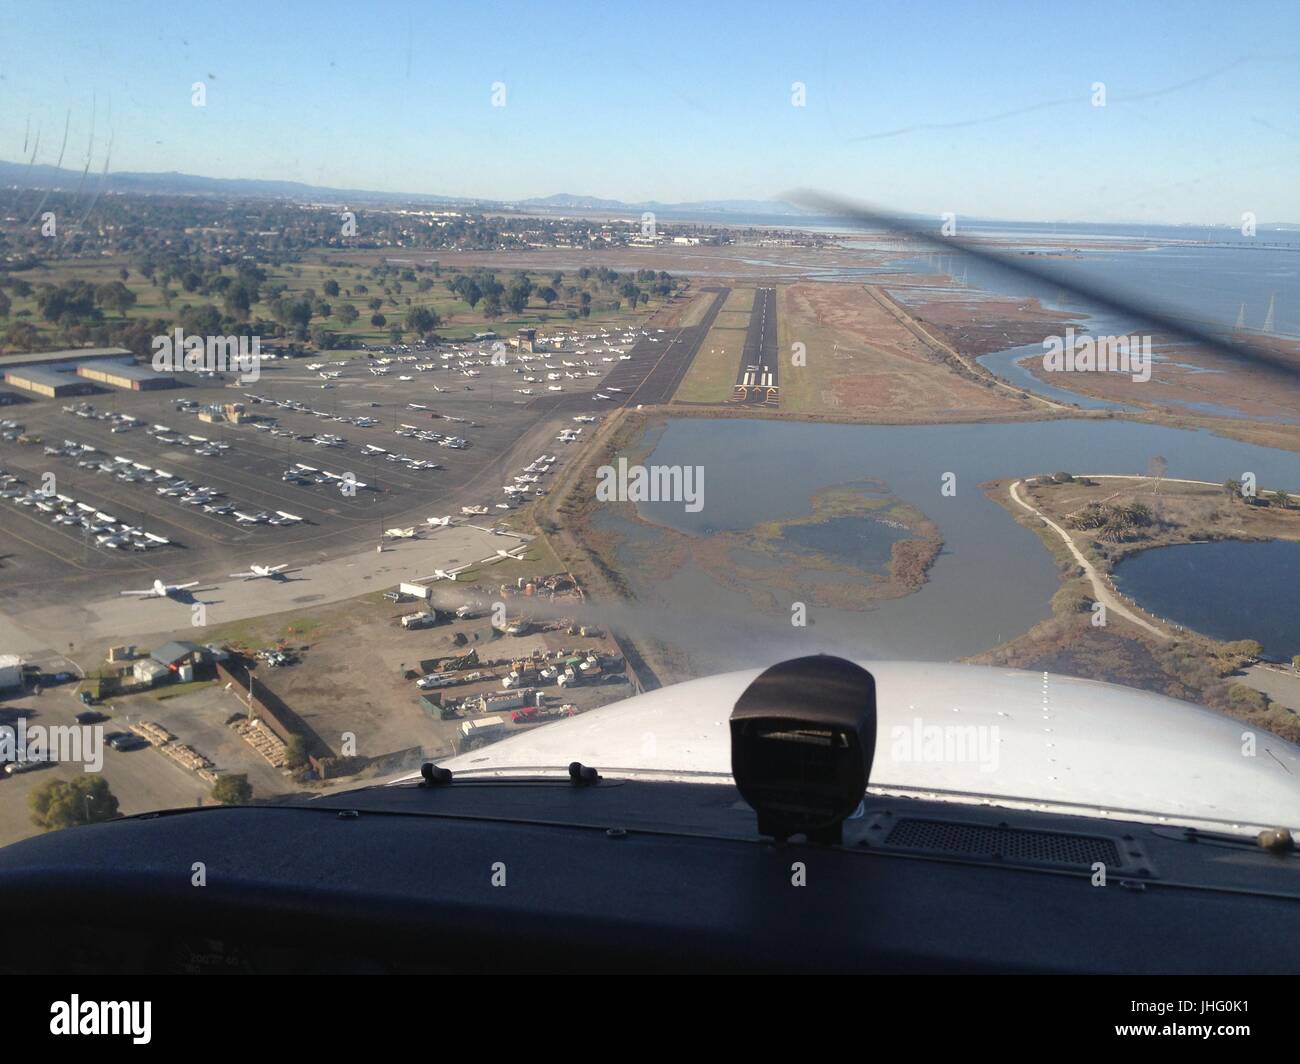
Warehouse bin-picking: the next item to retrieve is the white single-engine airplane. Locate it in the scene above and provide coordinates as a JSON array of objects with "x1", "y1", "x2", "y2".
[
  {"x1": 119, "y1": 579, "x2": 198, "y2": 599},
  {"x1": 229, "y1": 564, "x2": 289, "y2": 580}
]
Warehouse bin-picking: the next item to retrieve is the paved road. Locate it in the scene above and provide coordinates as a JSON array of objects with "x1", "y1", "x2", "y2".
[
  {"x1": 1008, "y1": 479, "x2": 1170, "y2": 639},
  {"x1": 730, "y1": 286, "x2": 779, "y2": 408}
]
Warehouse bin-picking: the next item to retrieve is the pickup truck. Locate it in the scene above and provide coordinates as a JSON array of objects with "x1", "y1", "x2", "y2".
[{"x1": 416, "y1": 670, "x2": 483, "y2": 690}]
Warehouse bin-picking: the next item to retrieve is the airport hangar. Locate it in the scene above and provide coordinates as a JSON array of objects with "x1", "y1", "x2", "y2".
[{"x1": 1, "y1": 348, "x2": 178, "y2": 397}]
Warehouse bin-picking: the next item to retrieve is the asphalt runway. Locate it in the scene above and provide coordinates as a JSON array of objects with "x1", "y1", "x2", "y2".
[{"x1": 730, "y1": 286, "x2": 780, "y2": 408}]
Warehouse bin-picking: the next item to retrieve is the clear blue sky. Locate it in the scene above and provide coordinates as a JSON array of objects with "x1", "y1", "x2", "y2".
[{"x1": 2, "y1": 0, "x2": 1298, "y2": 223}]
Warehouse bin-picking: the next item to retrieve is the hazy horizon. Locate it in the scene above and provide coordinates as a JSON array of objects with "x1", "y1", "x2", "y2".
[{"x1": 2, "y1": 0, "x2": 1298, "y2": 225}]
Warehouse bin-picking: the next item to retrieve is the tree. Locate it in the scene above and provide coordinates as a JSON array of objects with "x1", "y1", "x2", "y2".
[
  {"x1": 95, "y1": 281, "x2": 137, "y2": 316},
  {"x1": 0, "y1": 289, "x2": 10, "y2": 318},
  {"x1": 370, "y1": 313, "x2": 386, "y2": 327},
  {"x1": 36, "y1": 280, "x2": 98, "y2": 323},
  {"x1": 506, "y1": 284, "x2": 530, "y2": 315},
  {"x1": 1223, "y1": 479, "x2": 1242, "y2": 500},
  {"x1": 212, "y1": 774, "x2": 252, "y2": 805},
  {"x1": 221, "y1": 280, "x2": 253, "y2": 321},
  {"x1": 180, "y1": 303, "x2": 223, "y2": 338},
  {"x1": 539, "y1": 286, "x2": 558, "y2": 306},
  {"x1": 283, "y1": 735, "x2": 308, "y2": 769},
  {"x1": 405, "y1": 305, "x2": 440, "y2": 339},
  {"x1": 272, "y1": 297, "x2": 313, "y2": 339},
  {"x1": 337, "y1": 302, "x2": 359, "y2": 326},
  {"x1": 323, "y1": 279, "x2": 340, "y2": 297},
  {"x1": 29, "y1": 774, "x2": 119, "y2": 831},
  {"x1": 4, "y1": 321, "x2": 39, "y2": 350}
]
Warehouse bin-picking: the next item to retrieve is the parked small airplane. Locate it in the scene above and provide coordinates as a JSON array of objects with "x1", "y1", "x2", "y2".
[
  {"x1": 384, "y1": 527, "x2": 417, "y2": 539},
  {"x1": 229, "y1": 564, "x2": 289, "y2": 580},
  {"x1": 119, "y1": 579, "x2": 198, "y2": 599}
]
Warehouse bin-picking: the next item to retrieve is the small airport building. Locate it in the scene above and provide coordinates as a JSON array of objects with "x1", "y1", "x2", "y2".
[{"x1": 139, "y1": 641, "x2": 212, "y2": 686}]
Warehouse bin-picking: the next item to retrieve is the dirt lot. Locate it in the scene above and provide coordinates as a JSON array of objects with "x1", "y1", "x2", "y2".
[{"x1": 203, "y1": 569, "x2": 633, "y2": 768}]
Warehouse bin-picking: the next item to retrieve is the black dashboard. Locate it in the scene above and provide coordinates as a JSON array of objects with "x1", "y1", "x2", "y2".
[{"x1": 0, "y1": 777, "x2": 1296, "y2": 974}]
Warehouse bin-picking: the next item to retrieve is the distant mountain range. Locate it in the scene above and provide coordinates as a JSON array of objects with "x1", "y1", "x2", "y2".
[
  {"x1": 0, "y1": 160, "x2": 808, "y2": 217},
  {"x1": 514, "y1": 193, "x2": 811, "y2": 216},
  {"x1": 1, "y1": 161, "x2": 1292, "y2": 228},
  {"x1": 0, "y1": 160, "x2": 482, "y2": 206}
]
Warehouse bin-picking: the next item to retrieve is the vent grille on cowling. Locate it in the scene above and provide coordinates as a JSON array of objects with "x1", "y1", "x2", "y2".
[{"x1": 883, "y1": 818, "x2": 1121, "y2": 868}]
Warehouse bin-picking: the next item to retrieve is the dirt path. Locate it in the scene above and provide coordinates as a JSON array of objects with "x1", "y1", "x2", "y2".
[{"x1": 1008, "y1": 479, "x2": 1170, "y2": 639}]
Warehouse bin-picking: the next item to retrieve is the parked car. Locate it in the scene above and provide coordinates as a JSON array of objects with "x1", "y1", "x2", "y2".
[{"x1": 75, "y1": 711, "x2": 108, "y2": 725}]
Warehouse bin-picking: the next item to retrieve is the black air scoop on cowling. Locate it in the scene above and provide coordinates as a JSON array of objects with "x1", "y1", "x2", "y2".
[{"x1": 730, "y1": 654, "x2": 877, "y2": 845}]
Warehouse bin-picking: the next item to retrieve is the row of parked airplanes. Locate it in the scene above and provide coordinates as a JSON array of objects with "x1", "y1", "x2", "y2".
[
  {"x1": 242, "y1": 394, "x2": 471, "y2": 460},
  {"x1": 242, "y1": 392, "x2": 380, "y2": 431},
  {"x1": 0, "y1": 469, "x2": 174, "y2": 551},
  {"x1": 37, "y1": 440, "x2": 305, "y2": 528},
  {"x1": 62, "y1": 404, "x2": 234, "y2": 457}
]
